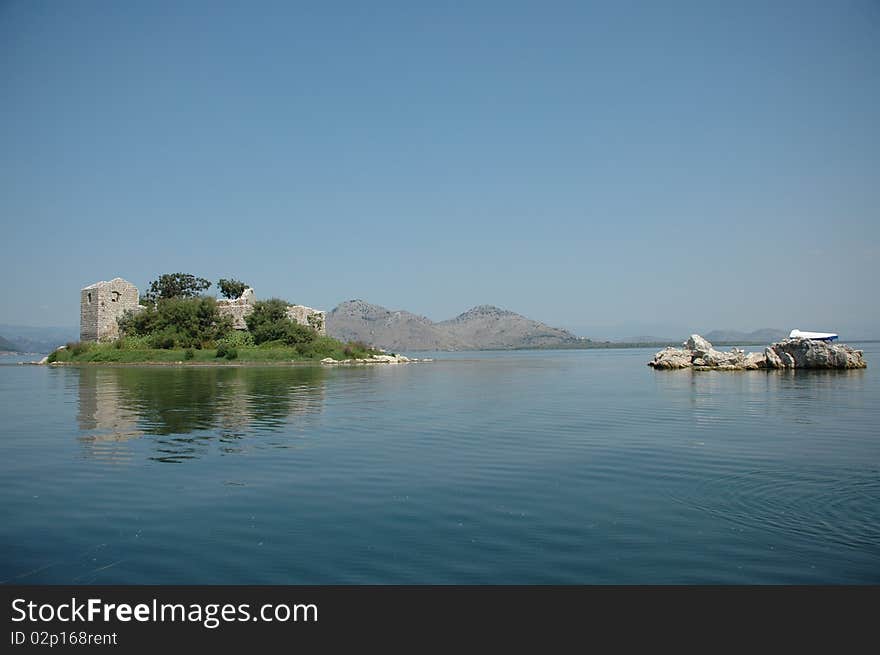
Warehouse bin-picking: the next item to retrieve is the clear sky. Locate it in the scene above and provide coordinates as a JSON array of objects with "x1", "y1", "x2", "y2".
[{"x1": 2, "y1": 0, "x2": 878, "y2": 337}]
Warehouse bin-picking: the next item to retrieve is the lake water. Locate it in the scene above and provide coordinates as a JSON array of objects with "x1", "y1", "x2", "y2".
[{"x1": 1, "y1": 346, "x2": 878, "y2": 584}]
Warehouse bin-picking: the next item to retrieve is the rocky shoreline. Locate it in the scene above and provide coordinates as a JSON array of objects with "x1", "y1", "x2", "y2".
[
  {"x1": 25, "y1": 353, "x2": 434, "y2": 367},
  {"x1": 320, "y1": 354, "x2": 433, "y2": 365},
  {"x1": 648, "y1": 335, "x2": 867, "y2": 371}
]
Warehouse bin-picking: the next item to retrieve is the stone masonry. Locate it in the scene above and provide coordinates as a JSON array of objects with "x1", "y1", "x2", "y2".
[
  {"x1": 286, "y1": 304, "x2": 326, "y2": 335},
  {"x1": 216, "y1": 287, "x2": 327, "y2": 335},
  {"x1": 81, "y1": 280, "x2": 326, "y2": 341},
  {"x1": 80, "y1": 278, "x2": 141, "y2": 342},
  {"x1": 216, "y1": 287, "x2": 257, "y2": 330}
]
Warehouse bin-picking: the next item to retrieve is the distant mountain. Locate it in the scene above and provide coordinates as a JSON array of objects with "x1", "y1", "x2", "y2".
[
  {"x1": 0, "y1": 324, "x2": 78, "y2": 354},
  {"x1": 437, "y1": 305, "x2": 582, "y2": 350},
  {"x1": 0, "y1": 335, "x2": 21, "y2": 352},
  {"x1": 326, "y1": 300, "x2": 583, "y2": 351},
  {"x1": 703, "y1": 328, "x2": 787, "y2": 343},
  {"x1": 326, "y1": 300, "x2": 456, "y2": 351},
  {"x1": 619, "y1": 335, "x2": 678, "y2": 344}
]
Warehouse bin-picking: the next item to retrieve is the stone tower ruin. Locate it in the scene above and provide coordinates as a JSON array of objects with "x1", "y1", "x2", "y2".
[{"x1": 80, "y1": 278, "x2": 140, "y2": 342}]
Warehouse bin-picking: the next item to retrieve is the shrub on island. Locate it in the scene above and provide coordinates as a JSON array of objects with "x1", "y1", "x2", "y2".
[
  {"x1": 119, "y1": 297, "x2": 233, "y2": 349},
  {"x1": 53, "y1": 272, "x2": 378, "y2": 363},
  {"x1": 245, "y1": 299, "x2": 317, "y2": 347}
]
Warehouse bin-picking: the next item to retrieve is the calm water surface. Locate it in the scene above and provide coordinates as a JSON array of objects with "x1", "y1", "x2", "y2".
[{"x1": 1, "y1": 346, "x2": 878, "y2": 584}]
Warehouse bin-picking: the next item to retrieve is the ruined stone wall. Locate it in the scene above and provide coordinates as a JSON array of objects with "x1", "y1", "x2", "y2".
[
  {"x1": 286, "y1": 305, "x2": 326, "y2": 335},
  {"x1": 80, "y1": 288, "x2": 99, "y2": 342},
  {"x1": 80, "y1": 278, "x2": 140, "y2": 342},
  {"x1": 217, "y1": 288, "x2": 326, "y2": 335},
  {"x1": 217, "y1": 288, "x2": 256, "y2": 330}
]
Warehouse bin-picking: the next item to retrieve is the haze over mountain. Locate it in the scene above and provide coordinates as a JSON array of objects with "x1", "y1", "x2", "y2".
[
  {"x1": 608, "y1": 329, "x2": 789, "y2": 344},
  {"x1": 327, "y1": 300, "x2": 582, "y2": 351},
  {"x1": 0, "y1": 325, "x2": 77, "y2": 354},
  {"x1": 0, "y1": 335, "x2": 20, "y2": 352},
  {"x1": 703, "y1": 328, "x2": 788, "y2": 344}
]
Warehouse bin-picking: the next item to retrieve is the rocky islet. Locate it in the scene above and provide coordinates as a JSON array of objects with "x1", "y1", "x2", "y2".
[{"x1": 648, "y1": 334, "x2": 867, "y2": 370}]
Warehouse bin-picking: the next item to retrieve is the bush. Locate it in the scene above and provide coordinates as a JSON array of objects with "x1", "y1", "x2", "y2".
[
  {"x1": 183, "y1": 348, "x2": 195, "y2": 360},
  {"x1": 66, "y1": 341, "x2": 91, "y2": 356},
  {"x1": 115, "y1": 335, "x2": 153, "y2": 350},
  {"x1": 217, "y1": 278, "x2": 248, "y2": 299},
  {"x1": 218, "y1": 330, "x2": 255, "y2": 348},
  {"x1": 143, "y1": 272, "x2": 211, "y2": 302},
  {"x1": 245, "y1": 299, "x2": 318, "y2": 346},
  {"x1": 216, "y1": 342, "x2": 238, "y2": 360},
  {"x1": 295, "y1": 336, "x2": 374, "y2": 360},
  {"x1": 149, "y1": 328, "x2": 179, "y2": 350},
  {"x1": 257, "y1": 339, "x2": 288, "y2": 349},
  {"x1": 119, "y1": 297, "x2": 233, "y2": 349}
]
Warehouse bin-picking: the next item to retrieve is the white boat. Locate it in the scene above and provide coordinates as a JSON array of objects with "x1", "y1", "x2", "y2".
[{"x1": 789, "y1": 329, "x2": 838, "y2": 342}]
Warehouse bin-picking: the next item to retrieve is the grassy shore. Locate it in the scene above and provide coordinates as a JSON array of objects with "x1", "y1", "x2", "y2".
[{"x1": 47, "y1": 337, "x2": 379, "y2": 365}]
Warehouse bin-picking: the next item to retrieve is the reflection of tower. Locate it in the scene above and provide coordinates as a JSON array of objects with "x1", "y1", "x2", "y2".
[
  {"x1": 74, "y1": 366, "x2": 329, "y2": 463},
  {"x1": 215, "y1": 374, "x2": 253, "y2": 434},
  {"x1": 77, "y1": 368, "x2": 143, "y2": 458}
]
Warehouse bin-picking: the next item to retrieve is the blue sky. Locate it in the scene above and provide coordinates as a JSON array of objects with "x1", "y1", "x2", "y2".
[{"x1": 2, "y1": 0, "x2": 878, "y2": 337}]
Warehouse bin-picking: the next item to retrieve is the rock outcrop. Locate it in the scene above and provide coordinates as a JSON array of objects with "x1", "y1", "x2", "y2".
[
  {"x1": 648, "y1": 335, "x2": 866, "y2": 371},
  {"x1": 763, "y1": 337, "x2": 866, "y2": 369}
]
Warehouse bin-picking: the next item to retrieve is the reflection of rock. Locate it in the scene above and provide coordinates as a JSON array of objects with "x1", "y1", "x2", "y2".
[{"x1": 648, "y1": 335, "x2": 867, "y2": 370}]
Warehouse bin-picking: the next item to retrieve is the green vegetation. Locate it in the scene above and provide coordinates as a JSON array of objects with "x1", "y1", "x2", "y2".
[
  {"x1": 217, "y1": 330, "x2": 254, "y2": 348},
  {"x1": 217, "y1": 278, "x2": 248, "y2": 299},
  {"x1": 48, "y1": 338, "x2": 377, "y2": 364},
  {"x1": 118, "y1": 296, "x2": 232, "y2": 349},
  {"x1": 143, "y1": 272, "x2": 211, "y2": 303},
  {"x1": 245, "y1": 299, "x2": 316, "y2": 346},
  {"x1": 215, "y1": 342, "x2": 238, "y2": 360},
  {"x1": 50, "y1": 270, "x2": 377, "y2": 365}
]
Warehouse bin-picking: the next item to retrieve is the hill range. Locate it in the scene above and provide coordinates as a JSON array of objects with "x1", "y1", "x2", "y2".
[{"x1": 326, "y1": 300, "x2": 583, "y2": 351}]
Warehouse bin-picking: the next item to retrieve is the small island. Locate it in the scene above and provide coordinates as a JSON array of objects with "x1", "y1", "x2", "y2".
[
  {"x1": 47, "y1": 273, "x2": 426, "y2": 366},
  {"x1": 648, "y1": 334, "x2": 867, "y2": 371}
]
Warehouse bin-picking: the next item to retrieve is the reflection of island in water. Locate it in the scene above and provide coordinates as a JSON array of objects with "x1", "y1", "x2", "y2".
[{"x1": 76, "y1": 367, "x2": 326, "y2": 463}]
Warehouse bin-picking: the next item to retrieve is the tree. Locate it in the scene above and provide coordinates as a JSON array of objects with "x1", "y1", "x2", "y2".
[
  {"x1": 118, "y1": 297, "x2": 233, "y2": 348},
  {"x1": 245, "y1": 299, "x2": 317, "y2": 346},
  {"x1": 143, "y1": 273, "x2": 211, "y2": 302},
  {"x1": 217, "y1": 278, "x2": 248, "y2": 299}
]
